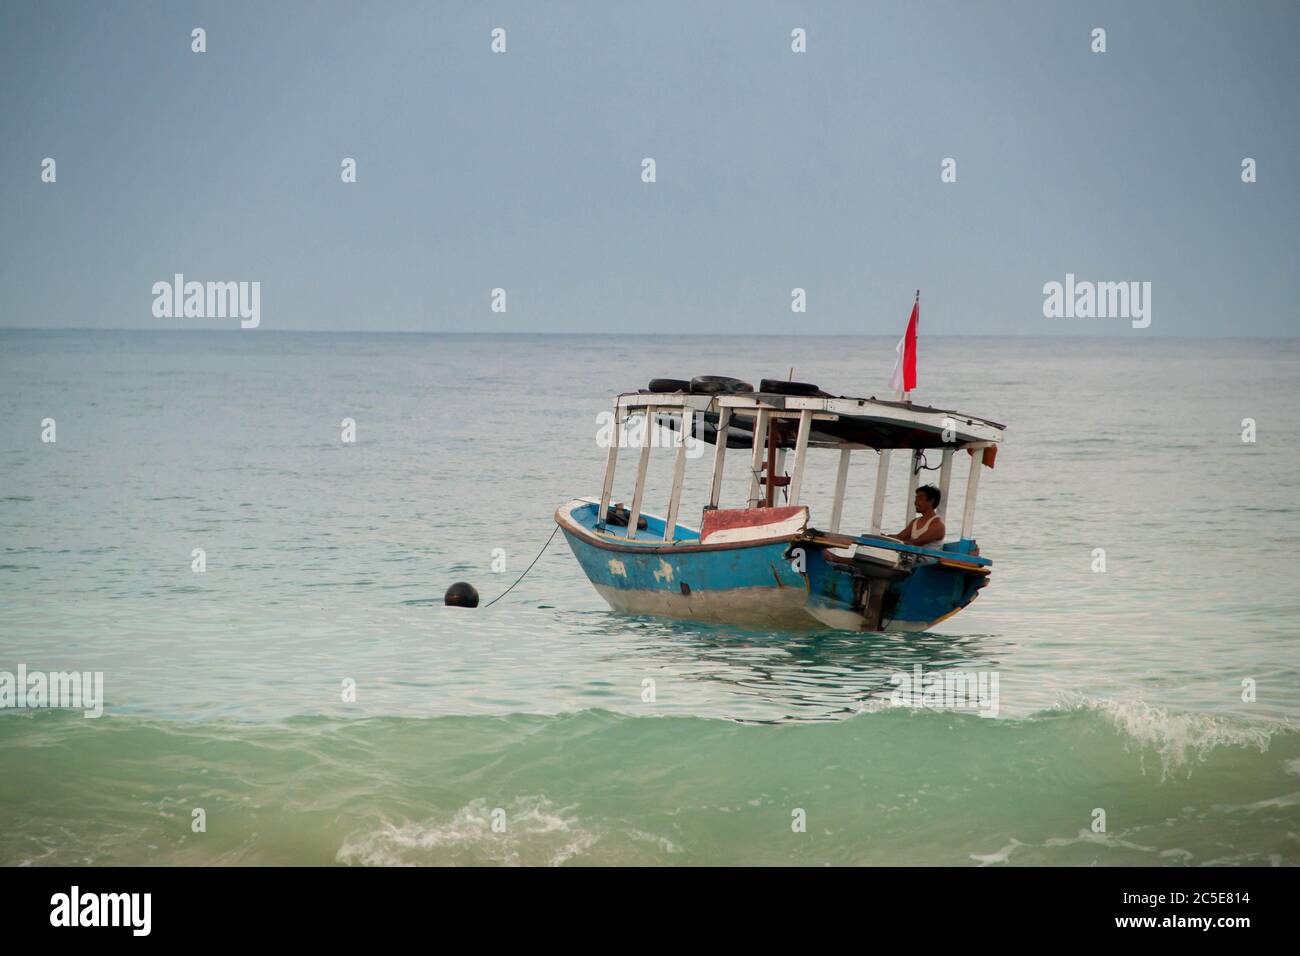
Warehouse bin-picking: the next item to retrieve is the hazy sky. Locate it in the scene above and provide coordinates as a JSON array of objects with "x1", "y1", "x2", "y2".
[{"x1": 1, "y1": 0, "x2": 1296, "y2": 335}]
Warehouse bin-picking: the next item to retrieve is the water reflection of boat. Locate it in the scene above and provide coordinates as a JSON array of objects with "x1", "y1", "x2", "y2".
[{"x1": 574, "y1": 612, "x2": 994, "y2": 722}]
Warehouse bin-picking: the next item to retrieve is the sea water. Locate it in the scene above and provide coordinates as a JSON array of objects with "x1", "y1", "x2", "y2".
[{"x1": 1, "y1": 330, "x2": 1297, "y2": 865}]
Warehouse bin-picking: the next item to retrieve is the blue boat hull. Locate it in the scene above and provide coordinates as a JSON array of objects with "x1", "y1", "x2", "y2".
[{"x1": 556, "y1": 499, "x2": 990, "y2": 633}]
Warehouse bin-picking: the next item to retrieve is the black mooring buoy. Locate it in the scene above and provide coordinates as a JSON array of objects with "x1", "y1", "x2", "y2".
[{"x1": 444, "y1": 581, "x2": 480, "y2": 608}]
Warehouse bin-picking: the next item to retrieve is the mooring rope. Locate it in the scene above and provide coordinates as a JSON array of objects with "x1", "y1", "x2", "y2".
[{"x1": 482, "y1": 524, "x2": 561, "y2": 608}]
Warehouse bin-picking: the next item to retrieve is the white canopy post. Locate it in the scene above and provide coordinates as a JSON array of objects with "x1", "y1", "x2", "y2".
[
  {"x1": 937, "y1": 449, "x2": 954, "y2": 523},
  {"x1": 960, "y1": 447, "x2": 983, "y2": 540},
  {"x1": 597, "y1": 399, "x2": 621, "y2": 529},
  {"x1": 829, "y1": 448, "x2": 851, "y2": 532},
  {"x1": 747, "y1": 408, "x2": 770, "y2": 507},
  {"x1": 902, "y1": 449, "x2": 921, "y2": 527},
  {"x1": 870, "y1": 449, "x2": 891, "y2": 533},
  {"x1": 786, "y1": 409, "x2": 813, "y2": 506},
  {"x1": 625, "y1": 406, "x2": 655, "y2": 536},
  {"x1": 663, "y1": 408, "x2": 692, "y2": 541},
  {"x1": 706, "y1": 407, "x2": 731, "y2": 509}
]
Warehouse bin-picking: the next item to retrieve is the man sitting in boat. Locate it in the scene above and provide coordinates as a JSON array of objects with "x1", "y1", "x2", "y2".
[{"x1": 894, "y1": 484, "x2": 945, "y2": 548}]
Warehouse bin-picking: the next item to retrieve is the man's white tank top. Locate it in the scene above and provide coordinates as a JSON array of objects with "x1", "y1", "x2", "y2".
[{"x1": 907, "y1": 514, "x2": 941, "y2": 545}]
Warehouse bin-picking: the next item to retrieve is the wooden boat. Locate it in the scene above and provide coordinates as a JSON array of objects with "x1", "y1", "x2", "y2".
[{"x1": 556, "y1": 377, "x2": 1004, "y2": 632}]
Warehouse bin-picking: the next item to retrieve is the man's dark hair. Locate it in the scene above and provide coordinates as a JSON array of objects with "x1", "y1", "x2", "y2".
[{"x1": 918, "y1": 484, "x2": 941, "y2": 508}]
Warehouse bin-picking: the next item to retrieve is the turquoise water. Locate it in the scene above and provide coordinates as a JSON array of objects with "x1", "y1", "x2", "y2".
[{"x1": 1, "y1": 331, "x2": 1298, "y2": 865}]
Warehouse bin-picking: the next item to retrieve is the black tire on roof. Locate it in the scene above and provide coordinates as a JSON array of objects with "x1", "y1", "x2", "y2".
[
  {"x1": 759, "y1": 378, "x2": 821, "y2": 396},
  {"x1": 647, "y1": 378, "x2": 691, "y2": 393},
  {"x1": 690, "y1": 376, "x2": 754, "y2": 394}
]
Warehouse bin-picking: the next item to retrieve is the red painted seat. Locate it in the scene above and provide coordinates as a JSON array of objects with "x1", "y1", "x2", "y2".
[{"x1": 700, "y1": 506, "x2": 808, "y2": 543}]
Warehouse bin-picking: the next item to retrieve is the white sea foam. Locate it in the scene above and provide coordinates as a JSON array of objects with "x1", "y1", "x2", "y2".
[
  {"x1": 974, "y1": 830, "x2": 1174, "y2": 866},
  {"x1": 1215, "y1": 790, "x2": 1300, "y2": 813},
  {"x1": 1054, "y1": 694, "x2": 1276, "y2": 777},
  {"x1": 337, "y1": 795, "x2": 595, "y2": 867},
  {"x1": 969, "y1": 839, "x2": 1022, "y2": 866}
]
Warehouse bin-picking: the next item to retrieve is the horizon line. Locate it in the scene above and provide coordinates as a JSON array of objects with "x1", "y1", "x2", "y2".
[{"x1": 2, "y1": 327, "x2": 1297, "y2": 340}]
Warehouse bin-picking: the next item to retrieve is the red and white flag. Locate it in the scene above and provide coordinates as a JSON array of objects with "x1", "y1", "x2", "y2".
[{"x1": 888, "y1": 294, "x2": 919, "y2": 395}]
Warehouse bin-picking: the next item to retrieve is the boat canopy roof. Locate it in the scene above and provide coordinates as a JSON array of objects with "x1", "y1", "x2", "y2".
[{"x1": 619, "y1": 390, "x2": 1005, "y2": 451}]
